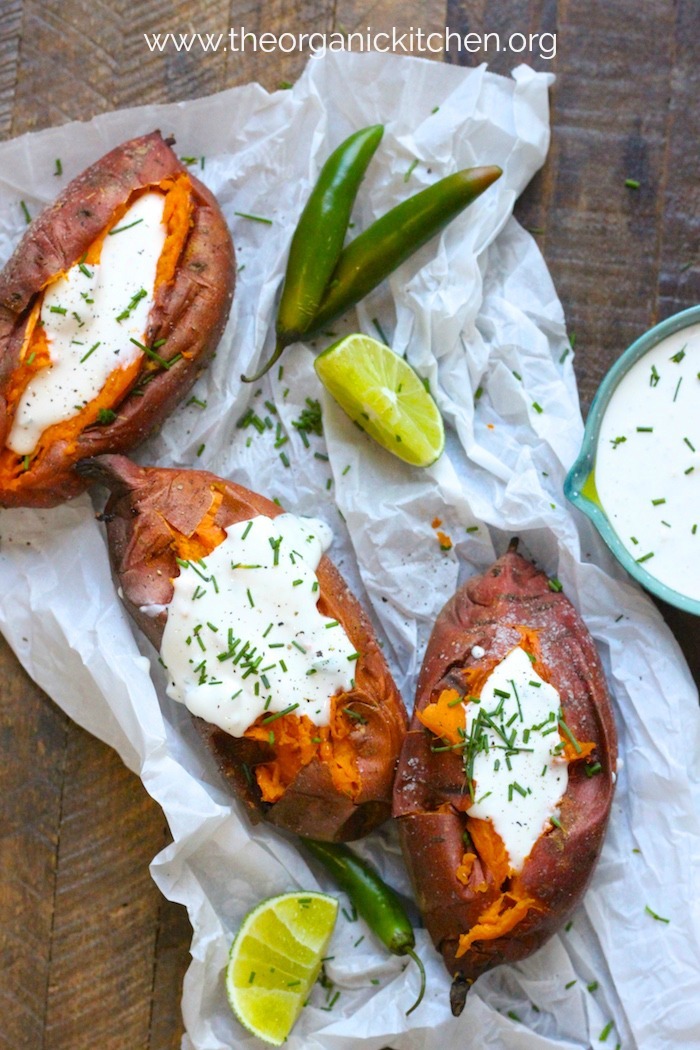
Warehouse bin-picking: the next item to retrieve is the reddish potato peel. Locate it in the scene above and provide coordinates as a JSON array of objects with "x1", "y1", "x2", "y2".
[
  {"x1": 393, "y1": 542, "x2": 617, "y2": 1012},
  {"x1": 0, "y1": 132, "x2": 234, "y2": 507},
  {"x1": 80, "y1": 454, "x2": 408, "y2": 842}
]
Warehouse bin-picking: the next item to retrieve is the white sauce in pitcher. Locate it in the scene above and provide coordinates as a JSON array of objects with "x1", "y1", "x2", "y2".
[
  {"x1": 594, "y1": 323, "x2": 700, "y2": 601},
  {"x1": 7, "y1": 192, "x2": 167, "y2": 455},
  {"x1": 160, "y1": 514, "x2": 357, "y2": 738},
  {"x1": 465, "y1": 647, "x2": 567, "y2": 872}
]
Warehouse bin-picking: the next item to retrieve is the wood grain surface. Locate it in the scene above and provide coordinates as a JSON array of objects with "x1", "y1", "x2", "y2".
[{"x1": 1, "y1": 2, "x2": 698, "y2": 1048}]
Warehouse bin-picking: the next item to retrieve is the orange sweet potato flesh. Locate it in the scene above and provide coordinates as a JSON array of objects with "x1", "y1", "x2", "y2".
[
  {"x1": 79, "y1": 454, "x2": 408, "y2": 842},
  {"x1": 392, "y1": 543, "x2": 617, "y2": 1005},
  {"x1": 0, "y1": 132, "x2": 235, "y2": 507}
]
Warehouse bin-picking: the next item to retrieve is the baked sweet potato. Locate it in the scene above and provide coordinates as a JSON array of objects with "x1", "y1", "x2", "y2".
[
  {"x1": 0, "y1": 132, "x2": 234, "y2": 507},
  {"x1": 79, "y1": 454, "x2": 408, "y2": 842},
  {"x1": 393, "y1": 541, "x2": 617, "y2": 1012}
]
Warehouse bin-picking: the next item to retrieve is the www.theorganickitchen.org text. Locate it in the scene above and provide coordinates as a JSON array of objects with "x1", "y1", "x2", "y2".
[{"x1": 143, "y1": 27, "x2": 557, "y2": 61}]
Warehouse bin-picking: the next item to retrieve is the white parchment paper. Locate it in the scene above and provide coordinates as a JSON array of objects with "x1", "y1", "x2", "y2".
[{"x1": 1, "y1": 50, "x2": 699, "y2": 1050}]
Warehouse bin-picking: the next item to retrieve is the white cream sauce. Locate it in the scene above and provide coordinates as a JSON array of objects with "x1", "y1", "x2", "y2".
[
  {"x1": 465, "y1": 646, "x2": 567, "y2": 873},
  {"x1": 7, "y1": 192, "x2": 167, "y2": 455},
  {"x1": 594, "y1": 323, "x2": 700, "y2": 601},
  {"x1": 160, "y1": 514, "x2": 358, "y2": 738}
]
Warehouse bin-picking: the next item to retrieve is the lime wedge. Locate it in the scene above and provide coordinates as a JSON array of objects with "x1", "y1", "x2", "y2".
[
  {"x1": 314, "y1": 334, "x2": 445, "y2": 467},
  {"x1": 225, "y1": 891, "x2": 338, "y2": 1046}
]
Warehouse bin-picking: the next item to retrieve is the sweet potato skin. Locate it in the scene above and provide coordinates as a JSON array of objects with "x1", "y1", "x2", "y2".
[
  {"x1": 0, "y1": 132, "x2": 235, "y2": 507},
  {"x1": 393, "y1": 545, "x2": 617, "y2": 991},
  {"x1": 81, "y1": 454, "x2": 407, "y2": 842}
]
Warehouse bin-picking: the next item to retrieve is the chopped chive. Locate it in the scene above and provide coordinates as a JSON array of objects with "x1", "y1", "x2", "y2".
[
  {"x1": 129, "y1": 337, "x2": 172, "y2": 369},
  {"x1": 599, "y1": 1021, "x2": 614, "y2": 1041},
  {"x1": 246, "y1": 588, "x2": 254, "y2": 607},
  {"x1": 108, "y1": 217, "x2": 144, "y2": 235},
  {"x1": 49, "y1": 305, "x2": 67, "y2": 315},
  {"x1": 636, "y1": 426, "x2": 653, "y2": 432},
  {"x1": 79, "y1": 341, "x2": 101, "y2": 363},
  {"x1": 234, "y1": 210, "x2": 273, "y2": 225},
  {"x1": 532, "y1": 401, "x2": 543, "y2": 414},
  {"x1": 587, "y1": 981, "x2": 599, "y2": 993},
  {"x1": 261, "y1": 703, "x2": 299, "y2": 724},
  {"x1": 54, "y1": 158, "x2": 63, "y2": 176},
  {"x1": 673, "y1": 377, "x2": 683, "y2": 401},
  {"x1": 558, "y1": 717, "x2": 582, "y2": 754},
  {"x1": 372, "y1": 317, "x2": 390, "y2": 345},
  {"x1": 321, "y1": 990, "x2": 341, "y2": 1011},
  {"x1": 684, "y1": 437, "x2": 696, "y2": 452},
  {"x1": 20, "y1": 200, "x2": 31, "y2": 224},
  {"x1": 625, "y1": 178, "x2": 640, "y2": 189},
  {"x1": 636, "y1": 551, "x2": 654, "y2": 563},
  {"x1": 404, "y1": 158, "x2": 419, "y2": 182},
  {"x1": 548, "y1": 576, "x2": 563, "y2": 592},
  {"x1": 671, "y1": 345, "x2": 686, "y2": 363},
  {"x1": 645, "y1": 904, "x2": 670, "y2": 923},
  {"x1": 291, "y1": 640, "x2": 306, "y2": 654},
  {"x1": 550, "y1": 815, "x2": 563, "y2": 829},
  {"x1": 651, "y1": 497, "x2": 666, "y2": 506},
  {"x1": 565, "y1": 980, "x2": 577, "y2": 989},
  {"x1": 242, "y1": 521, "x2": 253, "y2": 540}
]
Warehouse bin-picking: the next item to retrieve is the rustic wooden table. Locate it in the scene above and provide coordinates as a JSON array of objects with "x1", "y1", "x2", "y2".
[{"x1": 1, "y1": 2, "x2": 698, "y2": 1048}]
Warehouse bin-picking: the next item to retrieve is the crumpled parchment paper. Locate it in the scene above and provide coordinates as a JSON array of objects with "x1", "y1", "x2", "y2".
[{"x1": 1, "y1": 49, "x2": 699, "y2": 1050}]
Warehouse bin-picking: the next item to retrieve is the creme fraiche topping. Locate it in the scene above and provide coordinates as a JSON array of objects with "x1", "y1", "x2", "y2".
[
  {"x1": 593, "y1": 323, "x2": 700, "y2": 601},
  {"x1": 464, "y1": 646, "x2": 568, "y2": 872},
  {"x1": 7, "y1": 191, "x2": 167, "y2": 455},
  {"x1": 160, "y1": 514, "x2": 358, "y2": 737}
]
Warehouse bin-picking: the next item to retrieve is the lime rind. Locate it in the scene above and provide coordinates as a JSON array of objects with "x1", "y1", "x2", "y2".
[
  {"x1": 314, "y1": 334, "x2": 444, "y2": 467},
  {"x1": 226, "y1": 891, "x2": 338, "y2": 1047}
]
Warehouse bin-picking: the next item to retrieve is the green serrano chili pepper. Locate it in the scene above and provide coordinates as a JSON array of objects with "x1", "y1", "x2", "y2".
[
  {"x1": 303, "y1": 837, "x2": 426, "y2": 1015},
  {"x1": 242, "y1": 124, "x2": 384, "y2": 382},
  {"x1": 304, "y1": 164, "x2": 502, "y2": 340}
]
